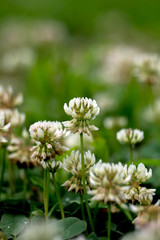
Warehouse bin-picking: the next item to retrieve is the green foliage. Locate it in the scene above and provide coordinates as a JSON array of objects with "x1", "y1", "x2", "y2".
[
  {"x1": 0, "y1": 214, "x2": 29, "y2": 237},
  {"x1": 58, "y1": 217, "x2": 87, "y2": 239}
]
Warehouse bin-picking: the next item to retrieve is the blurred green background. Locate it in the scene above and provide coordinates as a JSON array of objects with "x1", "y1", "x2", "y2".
[{"x1": 1, "y1": 0, "x2": 160, "y2": 165}]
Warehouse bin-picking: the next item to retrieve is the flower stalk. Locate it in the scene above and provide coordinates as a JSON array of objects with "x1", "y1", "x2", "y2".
[
  {"x1": 8, "y1": 160, "x2": 15, "y2": 195},
  {"x1": 0, "y1": 147, "x2": 6, "y2": 199},
  {"x1": 107, "y1": 203, "x2": 111, "y2": 240},
  {"x1": 80, "y1": 132, "x2": 94, "y2": 232},
  {"x1": 52, "y1": 173, "x2": 65, "y2": 219},
  {"x1": 44, "y1": 169, "x2": 50, "y2": 222},
  {"x1": 129, "y1": 145, "x2": 134, "y2": 163},
  {"x1": 79, "y1": 193, "x2": 86, "y2": 222}
]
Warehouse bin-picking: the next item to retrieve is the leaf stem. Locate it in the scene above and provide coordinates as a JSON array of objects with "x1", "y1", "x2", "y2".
[
  {"x1": 80, "y1": 133, "x2": 95, "y2": 232},
  {"x1": 52, "y1": 173, "x2": 65, "y2": 219},
  {"x1": 79, "y1": 192, "x2": 85, "y2": 221},
  {"x1": 8, "y1": 160, "x2": 15, "y2": 195},
  {"x1": 23, "y1": 169, "x2": 27, "y2": 200},
  {"x1": 44, "y1": 169, "x2": 50, "y2": 222},
  {"x1": 107, "y1": 203, "x2": 111, "y2": 240},
  {"x1": 129, "y1": 145, "x2": 134, "y2": 164},
  {"x1": 0, "y1": 147, "x2": 6, "y2": 199}
]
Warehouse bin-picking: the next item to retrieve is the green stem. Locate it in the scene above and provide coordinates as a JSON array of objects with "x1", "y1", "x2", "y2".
[
  {"x1": 80, "y1": 193, "x2": 86, "y2": 221},
  {"x1": 116, "y1": 203, "x2": 133, "y2": 221},
  {"x1": 23, "y1": 169, "x2": 27, "y2": 200},
  {"x1": 80, "y1": 133, "x2": 95, "y2": 232},
  {"x1": 8, "y1": 160, "x2": 14, "y2": 195},
  {"x1": 80, "y1": 192, "x2": 88, "y2": 236},
  {"x1": 52, "y1": 173, "x2": 65, "y2": 219},
  {"x1": 93, "y1": 202, "x2": 99, "y2": 225},
  {"x1": 0, "y1": 147, "x2": 6, "y2": 199},
  {"x1": 44, "y1": 169, "x2": 50, "y2": 222},
  {"x1": 129, "y1": 145, "x2": 134, "y2": 164},
  {"x1": 107, "y1": 203, "x2": 111, "y2": 240}
]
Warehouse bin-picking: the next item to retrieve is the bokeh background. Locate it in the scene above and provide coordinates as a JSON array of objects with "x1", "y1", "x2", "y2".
[{"x1": 1, "y1": 0, "x2": 160, "y2": 171}]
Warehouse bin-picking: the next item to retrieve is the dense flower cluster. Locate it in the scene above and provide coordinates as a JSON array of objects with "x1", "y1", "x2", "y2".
[
  {"x1": 41, "y1": 159, "x2": 62, "y2": 173},
  {"x1": 0, "y1": 85, "x2": 23, "y2": 108},
  {"x1": 62, "y1": 150, "x2": 95, "y2": 193},
  {"x1": 1, "y1": 47, "x2": 36, "y2": 73},
  {"x1": 132, "y1": 201, "x2": 160, "y2": 229},
  {"x1": 0, "y1": 112, "x2": 10, "y2": 143},
  {"x1": 99, "y1": 45, "x2": 141, "y2": 84},
  {"x1": 133, "y1": 53, "x2": 160, "y2": 85},
  {"x1": 29, "y1": 121, "x2": 68, "y2": 162},
  {"x1": 117, "y1": 128, "x2": 144, "y2": 145},
  {"x1": 7, "y1": 129, "x2": 37, "y2": 168},
  {"x1": 0, "y1": 85, "x2": 25, "y2": 127},
  {"x1": 104, "y1": 116, "x2": 128, "y2": 129},
  {"x1": 0, "y1": 109, "x2": 25, "y2": 127},
  {"x1": 63, "y1": 97, "x2": 100, "y2": 135},
  {"x1": 123, "y1": 163, "x2": 155, "y2": 205},
  {"x1": 89, "y1": 161, "x2": 130, "y2": 204},
  {"x1": 144, "y1": 99, "x2": 160, "y2": 123},
  {"x1": 22, "y1": 220, "x2": 62, "y2": 240},
  {"x1": 122, "y1": 222, "x2": 160, "y2": 240}
]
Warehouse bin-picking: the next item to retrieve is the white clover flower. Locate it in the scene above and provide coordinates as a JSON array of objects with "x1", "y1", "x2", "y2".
[
  {"x1": 63, "y1": 97, "x2": 100, "y2": 135},
  {"x1": 99, "y1": 45, "x2": 141, "y2": 84},
  {"x1": 123, "y1": 163, "x2": 155, "y2": 205},
  {"x1": 0, "y1": 85, "x2": 23, "y2": 108},
  {"x1": 0, "y1": 112, "x2": 11, "y2": 143},
  {"x1": 29, "y1": 121, "x2": 68, "y2": 162},
  {"x1": 7, "y1": 131, "x2": 37, "y2": 168},
  {"x1": 138, "y1": 188, "x2": 156, "y2": 206},
  {"x1": 89, "y1": 161, "x2": 130, "y2": 204},
  {"x1": 116, "y1": 128, "x2": 144, "y2": 145},
  {"x1": 1, "y1": 47, "x2": 36, "y2": 73},
  {"x1": 41, "y1": 159, "x2": 62, "y2": 173},
  {"x1": 22, "y1": 220, "x2": 62, "y2": 240},
  {"x1": 94, "y1": 93, "x2": 117, "y2": 113},
  {"x1": 0, "y1": 109, "x2": 25, "y2": 127},
  {"x1": 133, "y1": 201, "x2": 160, "y2": 229},
  {"x1": 122, "y1": 222, "x2": 160, "y2": 240},
  {"x1": 0, "y1": 19, "x2": 67, "y2": 49},
  {"x1": 133, "y1": 53, "x2": 160, "y2": 85},
  {"x1": 62, "y1": 150, "x2": 95, "y2": 193},
  {"x1": 144, "y1": 99, "x2": 160, "y2": 123},
  {"x1": 103, "y1": 116, "x2": 128, "y2": 129}
]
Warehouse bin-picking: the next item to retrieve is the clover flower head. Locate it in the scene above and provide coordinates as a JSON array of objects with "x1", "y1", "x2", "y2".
[
  {"x1": 144, "y1": 99, "x2": 160, "y2": 123},
  {"x1": 122, "y1": 222, "x2": 160, "y2": 240},
  {"x1": 7, "y1": 131, "x2": 37, "y2": 168},
  {"x1": 104, "y1": 116, "x2": 128, "y2": 129},
  {"x1": 89, "y1": 161, "x2": 130, "y2": 204},
  {"x1": 124, "y1": 163, "x2": 152, "y2": 185},
  {"x1": 0, "y1": 85, "x2": 23, "y2": 108},
  {"x1": 29, "y1": 121, "x2": 64, "y2": 142},
  {"x1": 133, "y1": 201, "x2": 160, "y2": 229},
  {"x1": 116, "y1": 128, "x2": 144, "y2": 145},
  {"x1": 1, "y1": 47, "x2": 36, "y2": 73},
  {"x1": 94, "y1": 92, "x2": 117, "y2": 113},
  {"x1": 123, "y1": 163, "x2": 155, "y2": 205},
  {"x1": 22, "y1": 220, "x2": 62, "y2": 240},
  {"x1": 29, "y1": 121, "x2": 68, "y2": 162},
  {"x1": 0, "y1": 112, "x2": 11, "y2": 143},
  {"x1": 138, "y1": 188, "x2": 156, "y2": 206},
  {"x1": 62, "y1": 150, "x2": 95, "y2": 193},
  {"x1": 41, "y1": 159, "x2": 62, "y2": 173},
  {"x1": 0, "y1": 109, "x2": 25, "y2": 127},
  {"x1": 100, "y1": 45, "x2": 141, "y2": 84},
  {"x1": 63, "y1": 97, "x2": 100, "y2": 135},
  {"x1": 133, "y1": 53, "x2": 160, "y2": 85}
]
